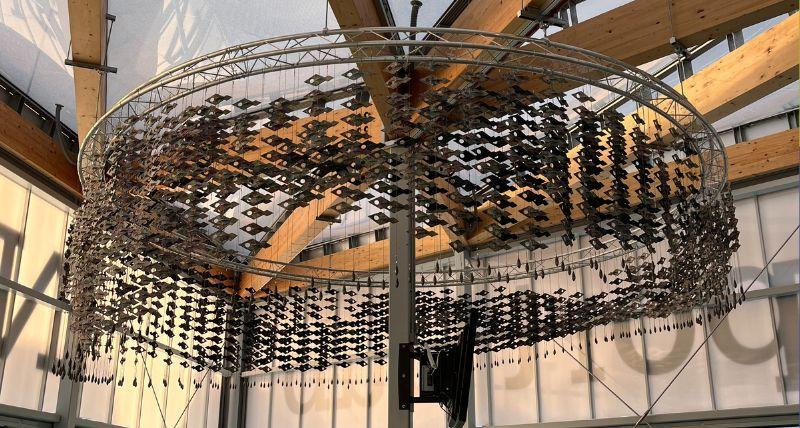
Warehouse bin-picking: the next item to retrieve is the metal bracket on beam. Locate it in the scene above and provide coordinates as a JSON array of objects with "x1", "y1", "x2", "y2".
[
  {"x1": 64, "y1": 60, "x2": 118, "y2": 74},
  {"x1": 398, "y1": 342, "x2": 413, "y2": 412},
  {"x1": 670, "y1": 36, "x2": 690, "y2": 59},
  {"x1": 517, "y1": 6, "x2": 569, "y2": 28},
  {"x1": 64, "y1": 12, "x2": 118, "y2": 74}
]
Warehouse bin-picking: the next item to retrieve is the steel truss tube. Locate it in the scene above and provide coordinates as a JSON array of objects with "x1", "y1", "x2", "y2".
[
  {"x1": 78, "y1": 27, "x2": 725, "y2": 192},
  {"x1": 75, "y1": 27, "x2": 728, "y2": 292}
]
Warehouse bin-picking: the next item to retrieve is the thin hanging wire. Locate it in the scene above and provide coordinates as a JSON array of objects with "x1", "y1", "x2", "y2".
[{"x1": 665, "y1": 0, "x2": 687, "y2": 96}]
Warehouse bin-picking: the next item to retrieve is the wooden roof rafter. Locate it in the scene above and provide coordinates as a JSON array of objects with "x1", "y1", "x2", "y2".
[
  {"x1": 261, "y1": 10, "x2": 799, "y2": 292},
  {"x1": 67, "y1": 0, "x2": 109, "y2": 142}
]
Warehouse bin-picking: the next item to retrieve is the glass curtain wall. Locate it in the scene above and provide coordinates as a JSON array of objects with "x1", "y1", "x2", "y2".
[
  {"x1": 0, "y1": 162, "x2": 223, "y2": 427},
  {"x1": 0, "y1": 163, "x2": 70, "y2": 413}
]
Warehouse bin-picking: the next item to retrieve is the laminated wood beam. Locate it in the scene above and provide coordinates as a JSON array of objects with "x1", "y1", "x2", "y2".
[{"x1": 0, "y1": 103, "x2": 82, "y2": 197}]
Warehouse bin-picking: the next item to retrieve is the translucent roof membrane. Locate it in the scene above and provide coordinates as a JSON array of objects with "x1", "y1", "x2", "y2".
[
  {"x1": 388, "y1": 0, "x2": 454, "y2": 28},
  {"x1": 0, "y1": 0, "x2": 76, "y2": 130},
  {"x1": 0, "y1": 1, "x2": 341, "y2": 133},
  {"x1": 574, "y1": 0, "x2": 632, "y2": 22},
  {"x1": 106, "y1": 0, "x2": 339, "y2": 110}
]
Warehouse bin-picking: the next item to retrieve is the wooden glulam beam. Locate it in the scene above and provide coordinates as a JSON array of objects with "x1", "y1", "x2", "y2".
[
  {"x1": 236, "y1": 0, "x2": 394, "y2": 293},
  {"x1": 328, "y1": 0, "x2": 394, "y2": 126},
  {"x1": 575, "y1": 12, "x2": 799, "y2": 187},
  {"x1": 241, "y1": 0, "x2": 796, "y2": 292},
  {"x1": 410, "y1": 0, "x2": 795, "y2": 149},
  {"x1": 672, "y1": 13, "x2": 798, "y2": 123},
  {"x1": 408, "y1": 0, "x2": 560, "y2": 248},
  {"x1": 238, "y1": 105, "x2": 383, "y2": 294},
  {"x1": 262, "y1": 128, "x2": 798, "y2": 293},
  {"x1": 414, "y1": 0, "x2": 794, "y2": 234},
  {"x1": 239, "y1": 0, "x2": 552, "y2": 293},
  {"x1": 725, "y1": 129, "x2": 798, "y2": 185},
  {"x1": 469, "y1": 13, "x2": 799, "y2": 243},
  {"x1": 552, "y1": 0, "x2": 795, "y2": 68},
  {"x1": 0, "y1": 103, "x2": 82, "y2": 197},
  {"x1": 263, "y1": 10, "x2": 799, "y2": 290},
  {"x1": 497, "y1": 0, "x2": 794, "y2": 91},
  {"x1": 67, "y1": 0, "x2": 108, "y2": 142},
  {"x1": 421, "y1": 0, "x2": 560, "y2": 91}
]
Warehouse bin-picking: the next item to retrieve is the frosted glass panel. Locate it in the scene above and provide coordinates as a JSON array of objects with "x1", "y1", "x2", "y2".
[
  {"x1": 79, "y1": 334, "x2": 117, "y2": 422},
  {"x1": 472, "y1": 353, "x2": 491, "y2": 426},
  {"x1": 42, "y1": 312, "x2": 69, "y2": 413},
  {"x1": 206, "y1": 372, "x2": 222, "y2": 428},
  {"x1": 645, "y1": 319, "x2": 713, "y2": 414},
  {"x1": 732, "y1": 198, "x2": 768, "y2": 291},
  {"x1": 412, "y1": 360, "x2": 446, "y2": 428},
  {"x1": 471, "y1": 276, "x2": 491, "y2": 427},
  {"x1": 301, "y1": 368, "x2": 333, "y2": 428},
  {"x1": 537, "y1": 336, "x2": 591, "y2": 422},
  {"x1": 14, "y1": 193, "x2": 67, "y2": 295},
  {"x1": 483, "y1": 252, "x2": 538, "y2": 424},
  {"x1": 775, "y1": 295, "x2": 799, "y2": 404},
  {"x1": 745, "y1": 116, "x2": 788, "y2": 140},
  {"x1": 111, "y1": 346, "x2": 145, "y2": 427},
  {"x1": 0, "y1": 171, "x2": 27, "y2": 280},
  {"x1": 0, "y1": 299, "x2": 54, "y2": 409},
  {"x1": 245, "y1": 374, "x2": 271, "y2": 428},
  {"x1": 334, "y1": 365, "x2": 368, "y2": 428},
  {"x1": 413, "y1": 403, "x2": 446, "y2": 427},
  {"x1": 139, "y1": 353, "x2": 170, "y2": 428},
  {"x1": 80, "y1": 353, "x2": 115, "y2": 422},
  {"x1": 718, "y1": 129, "x2": 736, "y2": 147},
  {"x1": 271, "y1": 372, "x2": 302, "y2": 427},
  {"x1": 590, "y1": 323, "x2": 648, "y2": 418},
  {"x1": 758, "y1": 189, "x2": 800, "y2": 288},
  {"x1": 534, "y1": 245, "x2": 590, "y2": 422},
  {"x1": 491, "y1": 347, "x2": 537, "y2": 424},
  {"x1": 165, "y1": 359, "x2": 192, "y2": 428},
  {"x1": 185, "y1": 369, "x2": 210, "y2": 428},
  {"x1": 370, "y1": 362, "x2": 388, "y2": 428},
  {"x1": 0, "y1": 193, "x2": 66, "y2": 409},
  {"x1": 708, "y1": 299, "x2": 783, "y2": 408},
  {"x1": 580, "y1": 235, "x2": 648, "y2": 417}
]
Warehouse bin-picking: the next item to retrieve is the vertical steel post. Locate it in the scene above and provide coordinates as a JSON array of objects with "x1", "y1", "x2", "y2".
[
  {"x1": 454, "y1": 250, "x2": 476, "y2": 428},
  {"x1": 221, "y1": 300, "x2": 245, "y2": 428},
  {"x1": 388, "y1": 143, "x2": 415, "y2": 428},
  {"x1": 221, "y1": 342, "x2": 244, "y2": 428}
]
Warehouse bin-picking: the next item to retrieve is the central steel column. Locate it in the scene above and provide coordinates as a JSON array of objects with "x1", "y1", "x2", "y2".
[{"x1": 388, "y1": 143, "x2": 415, "y2": 428}]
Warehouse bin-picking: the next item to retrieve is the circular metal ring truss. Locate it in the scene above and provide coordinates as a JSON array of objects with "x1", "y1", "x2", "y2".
[{"x1": 78, "y1": 27, "x2": 728, "y2": 288}]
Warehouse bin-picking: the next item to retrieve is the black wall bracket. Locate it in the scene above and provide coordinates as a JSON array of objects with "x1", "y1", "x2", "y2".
[
  {"x1": 64, "y1": 59, "x2": 118, "y2": 74},
  {"x1": 518, "y1": 6, "x2": 569, "y2": 28},
  {"x1": 398, "y1": 342, "x2": 414, "y2": 411}
]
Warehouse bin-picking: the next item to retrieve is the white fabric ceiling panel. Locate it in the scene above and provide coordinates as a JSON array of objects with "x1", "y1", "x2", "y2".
[
  {"x1": 1, "y1": 1, "x2": 340, "y2": 132},
  {"x1": 0, "y1": 0, "x2": 76, "y2": 129},
  {"x1": 388, "y1": 0, "x2": 452, "y2": 28},
  {"x1": 106, "y1": 1, "x2": 338, "y2": 107}
]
